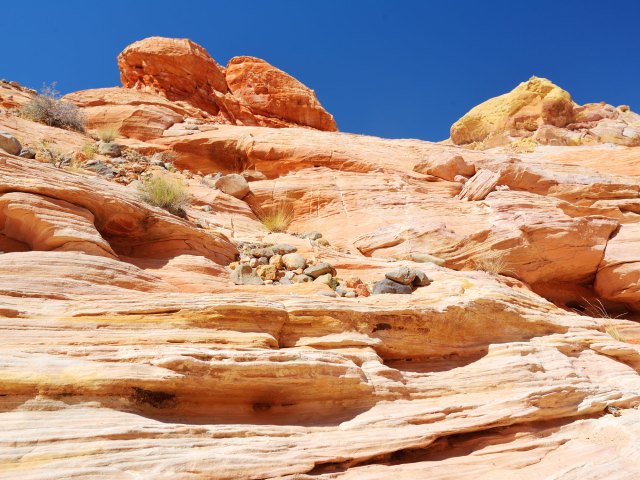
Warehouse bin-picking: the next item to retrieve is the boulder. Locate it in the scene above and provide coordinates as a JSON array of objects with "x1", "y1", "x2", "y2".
[
  {"x1": 304, "y1": 262, "x2": 333, "y2": 279},
  {"x1": 385, "y1": 267, "x2": 417, "y2": 285},
  {"x1": 214, "y1": 174, "x2": 250, "y2": 199},
  {"x1": 98, "y1": 142, "x2": 122, "y2": 157},
  {"x1": 0, "y1": 131, "x2": 21, "y2": 155},
  {"x1": 282, "y1": 253, "x2": 306, "y2": 270},
  {"x1": 413, "y1": 270, "x2": 431, "y2": 287},
  {"x1": 256, "y1": 264, "x2": 276, "y2": 281},
  {"x1": 230, "y1": 264, "x2": 263, "y2": 285},
  {"x1": 226, "y1": 56, "x2": 337, "y2": 131},
  {"x1": 372, "y1": 279, "x2": 413, "y2": 295}
]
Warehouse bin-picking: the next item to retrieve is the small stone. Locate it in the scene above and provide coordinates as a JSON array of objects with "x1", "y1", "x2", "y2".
[
  {"x1": 346, "y1": 276, "x2": 363, "y2": 289},
  {"x1": 385, "y1": 267, "x2": 416, "y2": 285},
  {"x1": 257, "y1": 256, "x2": 269, "y2": 266},
  {"x1": 372, "y1": 279, "x2": 413, "y2": 295},
  {"x1": 251, "y1": 247, "x2": 275, "y2": 258},
  {"x1": 269, "y1": 254, "x2": 283, "y2": 269},
  {"x1": 304, "y1": 262, "x2": 333, "y2": 278},
  {"x1": 344, "y1": 290, "x2": 357, "y2": 298},
  {"x1": 18, "y1": 147, "x2": 36, "y2": 159},
  {"x1": 413, "y1": 270, "x2": 431, "y2": 287},
  {"x1": 83, "y1": 160, "x2": 115, "y2": 179},
  {"x1": 240, "y1": 256, "x2": 251, "y2": 264},
  {"x1": 98, "y1": 142, "x2": 121, "y2": 157},
  {"x1": 214, "y1": 173, "x2": 250, "y2": 199},
  {"x1": 272, "y1": 244, "x2": 297, "y2": 255},
  {"x1": 230, "y1": 264, "x2": 263, "y2": 285},
  {"x1": 282, "y1": 253, "x2": 307, "y2": 270},
  {"x1": 317, "y1": 290, "x2": 337, "y2": 298},
  {"x1": 284, "y1": 271, "x2": 295, "y2": 280},
  {"x1": 294, "y1": 268, "x2": 304, "y2": 275},
  {"x1": 291, "y1": 274, "x2": 312, "y2": 283},
  {"x1": 228, "y1": 262, "x2": 239, "y2": 270},
  {"x1": 202, "y1": 205, "x2": 212, "y2": 213},
  {"x1": 316, "y1": 238, "x2": 330, "y2": 247},
  {"x1": 249, "y1": 258, "x2": 258, "y2": 268},
  {"x1": 300, "y1": 231, "x2": 322, "y2": 240},
  {"x1": 335, "y1": 285, "x2": 348, "y2": 297},
  {"x1": 256, "y1": 264, "x2": 277, "y2": 280},
  {"x1": 0, "y1": 131, "x2": 21, "y2": 155},
  {"x1": 279, "y1": 277, "x2": 292, "y2": 285}
]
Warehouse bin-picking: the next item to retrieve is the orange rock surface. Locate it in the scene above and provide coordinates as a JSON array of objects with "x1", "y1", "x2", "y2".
[{"x1": 2, "y1": 38, "x2": 640, "y2": 479}]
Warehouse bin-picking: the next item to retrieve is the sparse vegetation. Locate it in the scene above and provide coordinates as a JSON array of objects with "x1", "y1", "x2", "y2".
[
  {"x1": 256, "y1": 201, "x2": 294, "y2": 233},
  {"x1": 19, "y1": 83, "x2": 84, "y2": 132},
  {"x1": 81, "y1": 142, "x2": 97, "y2": 158},
  {"x1": 96, "y1": 126, "x2": 119, "y2": 143},
  {"x1": 139, "y1": 175, "x2": 189, "y2": 216},
  {"x1": 472, "y1": 252, "x2": 512, "y2": 275}
]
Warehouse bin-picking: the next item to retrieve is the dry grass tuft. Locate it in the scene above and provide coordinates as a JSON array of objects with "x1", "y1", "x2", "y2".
[
  {"x1": 256, "y1": 201, "x2": 294, "y2": 233},
  {"x1": 96, "y1": 126, "x2": 119, "y2": 143},
  {"x1": 81, "y1": 142, "x2": 97, "y2": 158},
  {"x1": 139, "y1": 175, "x2": 189, "y2": 216},
  {"x1": 473, "y1": 252, "x2": 513, "y2": 275}
]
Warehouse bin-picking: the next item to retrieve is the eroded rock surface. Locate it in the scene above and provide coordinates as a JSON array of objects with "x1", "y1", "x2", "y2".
[{"x1": 2, "y1": 38, "x2": 640, "y2": 480}]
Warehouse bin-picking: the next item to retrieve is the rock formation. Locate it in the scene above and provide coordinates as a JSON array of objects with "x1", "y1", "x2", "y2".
[
  {"x1": 2, "y1": 38, "x2": 640, "y2": 479},
  {"x1": 451, "y1": 76, "x2": 640, "y2": 149}
]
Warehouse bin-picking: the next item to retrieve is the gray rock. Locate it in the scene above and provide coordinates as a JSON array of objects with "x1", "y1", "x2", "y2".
[
  {"x1": 304, "y1": 262, "x2": 333, "y2": 279},
  {"x1": 291, "y1": 274, "x2": 313, "y2": 283},
  {"x1": 111, "y1": 157, "x2": 127, "y2": 165},
  {"x1": 0, "y1": 131, "x2": 21, "y2": 155},
  {"x1": 385, "y1": 266, "x2": 416, "y2": 285},
  {"x1": 18, "y1": 147, "x2": 36, "y2": 159},
  {"x1": 335, "y1": 285, "x2": 348, "y2": 297},
  {"x1": 372, "y1": 279, "x2": 413, "y2": 295},
  {"x1": 282, "y1": 253, "x2": 307, "y2": 270},
  {"x1": 257, "y1": 256, "x2": 269, "y2": 265},
  {"x1": 214, "y1": 173, "x2": 250, "y2": 199},
  {"x1": 284, "y1": 270, "x2": 295, "y2": 280},
  {"x1": 272, "y1": 244, "x2": 297, "y2": 255},
  {"x1": 249, "y1": 258, "x2": 258, "y2": 268},
  {"x1": 230, "y1": 264, "x2": 263, "y2": 285},
  {"x1": 151, "y1": 158, "x2": 166, "y2": 167},
  {"x1": 202, "y1": 205, "x2": 212, "y2": 213},
  {"x1": 410, "y1": 252, "x2": 445, "y2": 266},
  {"x1": 98, "y1": 142, "x2": 121, "y2": 157},
  {"x1": 413, "y1": 270, "x2": 431, "y2": 287},
  {"x1": 279, "y1": 277, "x2": 293, "y2": 285},
  {"x1": 300, "y1": 231, "x2": 322, "y2": 240},
  {"x1": 344, "y1": 290, "x2": 357, "y2": 298},
  {"x1": 83, "y1": 160, "x2": 115, "y2": 178}
]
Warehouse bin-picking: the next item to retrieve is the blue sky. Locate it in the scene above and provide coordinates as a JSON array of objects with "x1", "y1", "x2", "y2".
[{"x1": 2, "y1": 1, "x2": 639, "y2": 141}]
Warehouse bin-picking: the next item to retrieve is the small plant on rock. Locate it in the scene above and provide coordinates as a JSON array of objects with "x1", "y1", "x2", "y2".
[
  {"x1": 256, "y1": 201, "x2": 294, "y2": 233},
  {"x1": 473, "y1": 252, "x2": 512, "y2": 275},
  {"x1": 96, "y1": 126, "x2": 119, "y2": 143},
  {"x1": 81, "y1": 142, "x2": 97, "y2": 159},
  {"x1": 139, "y1": 175, "x2": 189, "y2": 216},
  {"x1": 19, "y1": 82, "x2": 84, "y2": 132}
]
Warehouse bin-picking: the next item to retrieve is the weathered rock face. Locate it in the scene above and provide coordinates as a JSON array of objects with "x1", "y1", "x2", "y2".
[
  {"x1": 68, "y1": 36, "x2": 338, "y2": 136},
  {"x1": 5, "y1": 43, "x2": 640, "y2": 480},
  {"x1": 118, "y1": 36, "x2": 228, "y2": 114},
  {"x1": 226, "y1": 56, "x2": 337, "y2": 131},
  {"x1": 451, "y1": 76, "x2": 640, "y2": 149}
]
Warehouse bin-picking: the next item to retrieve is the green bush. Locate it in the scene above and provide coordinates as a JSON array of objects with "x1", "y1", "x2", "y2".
[
  {"x1": 20, "y1": 83, "x2": 84, "y2": 132},
  {"x1": 139, "y1": 175, "x2": 189, "y2": 216}
]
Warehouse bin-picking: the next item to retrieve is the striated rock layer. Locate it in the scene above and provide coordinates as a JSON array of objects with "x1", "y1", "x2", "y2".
[{"x1": 2, "y1": 38, "x2": 640, "y2": 479}]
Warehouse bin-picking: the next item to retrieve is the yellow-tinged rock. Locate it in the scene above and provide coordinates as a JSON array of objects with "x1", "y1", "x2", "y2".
[{"x1": 450, "y1": 76, "x2": 574, "y2": 147}]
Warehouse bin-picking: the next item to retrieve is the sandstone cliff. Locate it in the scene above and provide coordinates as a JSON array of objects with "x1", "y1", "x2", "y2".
[{"x1": 1, "y1": 39, "x2": 640, "y2": 479}]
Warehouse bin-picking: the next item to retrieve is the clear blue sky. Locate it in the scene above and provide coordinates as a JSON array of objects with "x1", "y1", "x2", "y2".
[{"x1": 2, "y1": 0, "x2": 639, "y2": 141}]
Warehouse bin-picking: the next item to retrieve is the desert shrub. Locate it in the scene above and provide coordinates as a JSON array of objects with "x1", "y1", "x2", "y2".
[
  {"x1": 472, "y1": 252, "x2": 512, "y2": 275},
  {"x1": 81, "y1": 142, "x2": 97, "y2": 158},
  {"x1": 256, "y1": 201, "x2": 294, "y2": 233},
  {"x1": 20, "y1": 83, "x2": 84, "y2": 132},
  {"x1": 139, "y1": 175, "x2": 189, "y2": 216},
  {"x1": 96, "y1": 126, "x2": 119, "y2": 143}
]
